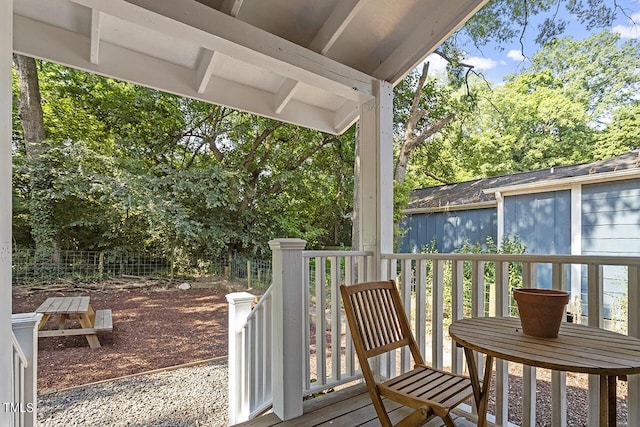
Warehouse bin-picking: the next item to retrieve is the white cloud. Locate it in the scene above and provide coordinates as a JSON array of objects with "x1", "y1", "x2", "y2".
[
  {"x1": 422, "y1": 53, "x2": 448, "y2": 76},
  {"x1": 612, "y1": 12, "x2": 640, "y2": 39},
  {"x1": 507, "y1": 49, "x2": 526, "y2": 62},
  {"x1": 464, "y1": 56, "x2": 498, "y2": 71}
]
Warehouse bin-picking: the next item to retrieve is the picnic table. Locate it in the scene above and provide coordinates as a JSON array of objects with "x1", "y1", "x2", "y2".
[{"x1": 36, "y1": 296, "x2": 112, "y2": 349}]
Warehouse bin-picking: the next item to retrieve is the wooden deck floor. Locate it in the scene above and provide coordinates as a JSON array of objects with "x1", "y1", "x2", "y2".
[{"x1": 233, "y1": 383, "x2": 477, "y2": 427}]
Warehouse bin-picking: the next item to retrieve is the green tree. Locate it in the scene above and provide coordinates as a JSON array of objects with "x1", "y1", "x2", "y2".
[
  {"x1": 13, "y1": 61, "x2": 356, "y2": 259},
  {"x1": 527, "y1": 31, "x2": 640, "y2": 125}
]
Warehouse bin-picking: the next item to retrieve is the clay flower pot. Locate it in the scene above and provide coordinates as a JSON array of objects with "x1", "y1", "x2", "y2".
[{"x1": 513, "y1": 288, "x2": 570, "y2": 338}]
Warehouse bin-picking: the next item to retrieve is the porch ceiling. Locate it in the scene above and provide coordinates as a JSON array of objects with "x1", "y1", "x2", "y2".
[{"x1": 12, "y1": 0, "x2": 486, "y2": 134}]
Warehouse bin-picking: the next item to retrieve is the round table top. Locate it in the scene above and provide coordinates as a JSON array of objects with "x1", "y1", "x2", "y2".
[{"x1": 449, "y1": 316, "x2": 640, "y2": 376}]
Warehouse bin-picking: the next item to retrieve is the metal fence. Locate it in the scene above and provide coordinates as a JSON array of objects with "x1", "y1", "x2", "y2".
[{"x1": 11, "y1": 249, "x2": 272, "y2": 289}]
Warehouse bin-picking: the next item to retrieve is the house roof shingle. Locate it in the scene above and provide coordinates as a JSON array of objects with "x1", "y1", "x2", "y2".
[{"x1": 407, "y1": 150, "x2": 640, "y2": 211}]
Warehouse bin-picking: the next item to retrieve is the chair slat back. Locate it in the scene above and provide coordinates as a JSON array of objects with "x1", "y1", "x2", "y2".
[{"x1": 341, "y1": 280, "x2": 424, "y2": 363}]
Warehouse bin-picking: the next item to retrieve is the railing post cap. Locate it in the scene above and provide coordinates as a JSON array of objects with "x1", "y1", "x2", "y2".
[
  {"x1": 226, "y1": 292, "x2": 256, "y2": 304},
  {"x1": 268, "y1": 238, "x2": 307, "y2": 251},
  {"x1": 12, "y1": 312, "x2": 43, "y2": 329}
]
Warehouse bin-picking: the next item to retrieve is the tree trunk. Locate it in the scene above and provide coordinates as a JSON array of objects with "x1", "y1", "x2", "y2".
[
  {"x1": 14, "y1": 54, "x2": 45, "y2": 160},
  {"x1": 14, "y1": 54, "x2": 58, "y2": 255}
]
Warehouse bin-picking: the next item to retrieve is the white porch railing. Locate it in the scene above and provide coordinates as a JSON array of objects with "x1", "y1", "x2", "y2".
[
  {"x1": 302, "y1": 250, "x2": 373, "y2": 394},
  {"x1": 10, "y1": 332, "x2": 27, "y2": 427},
  {"x1": 10, "y1": 313, "x2": 41, "y2": 427},
  {"x1": 227, "y1": 244, "x2": 373, "y2": 424},
  {"x1": 380, "y1": 252, "x2": 640, "y2": 427},
  {"x1": 228, "y1": 247, "x2": 640, "y2": 426}
]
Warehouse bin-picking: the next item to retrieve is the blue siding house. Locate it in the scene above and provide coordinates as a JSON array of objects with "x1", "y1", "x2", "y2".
[{"x1": 400, "y1": 150, "x2": 640, "y2": 316}]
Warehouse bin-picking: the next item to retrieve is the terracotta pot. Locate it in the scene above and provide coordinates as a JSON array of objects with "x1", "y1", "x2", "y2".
[{"x1": 513, "y1": 288, "x2": 570, "y2": 338}]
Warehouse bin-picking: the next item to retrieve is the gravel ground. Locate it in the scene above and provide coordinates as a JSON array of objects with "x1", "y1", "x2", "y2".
[{"x1": 38, "y1": 361, "x2": 229, "y2": 427}]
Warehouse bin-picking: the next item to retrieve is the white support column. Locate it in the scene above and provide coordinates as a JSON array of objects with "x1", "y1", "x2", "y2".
[
  {"x1": 357, "y1": 79, "x2": 393, "y2": 280},
  {"x1": 268, "y1": 238, "x2": 306, "y2": 421},
  {"x1": 1, "y1": 1, "x2": 14, "y2": 425},
  {"x1": 226, "y1": 292, "x2": 255, "y2": 425}
]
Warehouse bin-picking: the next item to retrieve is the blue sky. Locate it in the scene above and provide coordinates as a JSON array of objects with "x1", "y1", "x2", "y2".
[{"x1": 427, "y1": 1, "x2": 640, "y2": 83}]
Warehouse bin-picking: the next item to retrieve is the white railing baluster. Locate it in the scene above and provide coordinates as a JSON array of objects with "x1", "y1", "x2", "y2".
[
  {"x1": 330, "y1": 256, "x2": 341, "y2": 382},
  {"x1": 344, "y1": 257, "x2": 355, "y2": 377},
  {"x1": 521, "y1": 261, "x2": 537, "y2": 427},
  {"x1": 415, "y1": 259, "x2": 427, "y2": 359},
  {"x1": 551, "y1": 263, "x2": 568, "y2": 427},
  {"x1": 451, "y1": 260, "x2": 464, "y2": 375},
  {"x1": 522, "y1": 261, "x2": 536, "y2": 288},
  {"x1": 315, "y1": 256, "x2": 327, "y2": 386},
  {"x1": 401, "y1": 258, "x2": 412, "y2": 372},
  {"x1": 303, "y1": 256, "x2": 311, "y2": 392},
  {"x1": 432, "y1": 259, "x2": 444, "y2": 370},
  {"x1": 471, "y1": 259, "x2": 486, "y2": 407},
  {"x1": 494, "y1": 261, "x2": 509, "y2": 426},
  {"x1": 587, "y1": 263, "x2": 603, "y2": 426}
]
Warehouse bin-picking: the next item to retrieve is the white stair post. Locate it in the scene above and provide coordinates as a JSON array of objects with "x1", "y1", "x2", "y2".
[
  {"x1": 226, "y1": 291, "x2": 255, "y2": 425},
  {"x1": 11, "y1": 313, "x2": 42, "y2": 427},
  {"x1": 269, "y1": 238, "x2": 306, "y2": 421}
]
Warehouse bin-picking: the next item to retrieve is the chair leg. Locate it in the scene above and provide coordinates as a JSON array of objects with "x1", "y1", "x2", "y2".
[
  {"x1": 396, "y1": 407, "x2": 430, "y2": 427},
  {"x1": 442, "y1": 414, "x2": 457, "y2": 427},
  {"x1": 369, "y1": 391, "x2": 393, "y2": 427}
]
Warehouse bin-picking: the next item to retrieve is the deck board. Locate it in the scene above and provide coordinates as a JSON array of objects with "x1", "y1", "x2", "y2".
[{"x1": 232, "y1": 383, "x2": 477, "y2": 427}]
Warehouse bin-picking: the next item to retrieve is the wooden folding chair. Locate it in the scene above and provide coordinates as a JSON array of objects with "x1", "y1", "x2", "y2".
[{"x1": 340, "y1": 280, "x2": 475, "y2": 427}]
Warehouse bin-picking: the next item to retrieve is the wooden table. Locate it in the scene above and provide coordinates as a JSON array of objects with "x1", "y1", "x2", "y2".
[
  {"x1": 449, "y1": 316, "x2": 640, "y2": 427},
  {"x1": 36, "y1": 296, "x2": 112, "y2": 349}
]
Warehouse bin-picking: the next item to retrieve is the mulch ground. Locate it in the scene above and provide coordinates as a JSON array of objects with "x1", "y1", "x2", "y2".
[{"x1": 12, "y1": 278, "x2": 250, "y2": 392}]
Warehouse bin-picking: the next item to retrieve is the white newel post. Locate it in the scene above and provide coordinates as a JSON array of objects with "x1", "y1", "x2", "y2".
[
  {"x1": 269, "y1": 238, "x2": 306, "y2": 421},
  {"x1": 11, "y1": 313, "x2": 42, "y2": 427},
  {"x1": 357, "y1": 79, "x2": 393, "y2": 280},
  {"x1": 1, "y1": 1, "x2": 14, "y2": 425},
  {"x1": 226, "y1": 292, "x2": 255, "y2": 425}
]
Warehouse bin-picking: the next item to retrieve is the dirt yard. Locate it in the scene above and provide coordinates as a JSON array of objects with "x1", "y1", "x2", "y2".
[{"x1": 12, "y1": 278, "x2": 251, "y2": 392}]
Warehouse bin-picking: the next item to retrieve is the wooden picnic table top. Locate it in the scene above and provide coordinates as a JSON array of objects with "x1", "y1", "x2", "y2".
[{"x1": 36, "y1": 296, "x2": 90, "y2": 315}]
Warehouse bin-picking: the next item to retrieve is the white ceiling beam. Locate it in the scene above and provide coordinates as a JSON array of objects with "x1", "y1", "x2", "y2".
[
  {"x1": 195, "y1": 48, "x2": 226, "y2": 94},
  {"x1": 309, "y1": 0, "x2": 369, "y2": 55},
  {"x1": 90, "y1": 9, "x2": 101, "y2": 64},
  {"x1": 13, "y1": 15, "x2": 349, "y2": 135},
  {"x1": 274, "y1": 78, "x2": 299, "y2": 114},
  {"x1": 70, "y1": 0, "x2": 373, "y2": 104},
  {"x1": 334, "y1": 101, "x2": 359, "y2": 131},
  {"x1": 373, "y1": 0, "x2": 488, "y2": 84},
  {"x1": 221, "y1": 0, "x2": 243, "y2": 17}
]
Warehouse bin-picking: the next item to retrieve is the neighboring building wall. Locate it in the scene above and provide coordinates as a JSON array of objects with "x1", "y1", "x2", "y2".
[
  {"x1": 581, "y1": 178, "x2": 640, "y2": 317},
  {"x1": 399, "y1": 208, "x2": 496, "y2": 253},
  {"x1": 503, "y1": 190, "x2": 572, "y2": 290},
  {"x1": 503, "y1": 190, "x2": 572, "y2": 255}
]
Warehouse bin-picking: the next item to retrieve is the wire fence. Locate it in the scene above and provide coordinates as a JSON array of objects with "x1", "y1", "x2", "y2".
[{"x1": 12, "y1": 249, "x2": 272, "y2": 289}]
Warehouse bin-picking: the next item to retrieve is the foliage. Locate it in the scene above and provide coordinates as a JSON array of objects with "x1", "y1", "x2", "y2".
[
  {"x1": 527, "y1": 31, "x2": 640, "y2": 125},
  {"x1": 13, "y1": 62, "x2": 356, "y2": 258},
  {"x1": 454, "y1": 70, "x2": 594, "y2": 175},
  {"x1": 421, "y1": 236, "x2": 527, "y2": 319},
  {"x1": 444, "y1": 0, "x2": 619, "y2": 85}
]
